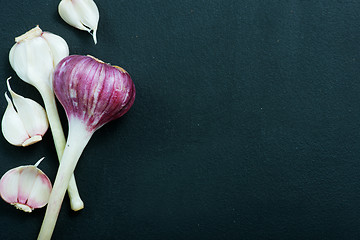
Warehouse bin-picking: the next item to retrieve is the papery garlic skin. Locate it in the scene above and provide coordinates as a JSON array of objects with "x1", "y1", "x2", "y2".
[
  {"x1": 59, "y1": 0, "x2": 100, "y2": 44},
  {"x1": 1, "y1": 78, "x2": 48, "y2": 147},
  {"x1": 0, "y1": 158, "x2": 52, "y2": 213}
]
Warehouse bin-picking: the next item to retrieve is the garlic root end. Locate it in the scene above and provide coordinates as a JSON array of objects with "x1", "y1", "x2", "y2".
[{"x1": 22, "y1": 135, "x2": 43, "y2": 147}]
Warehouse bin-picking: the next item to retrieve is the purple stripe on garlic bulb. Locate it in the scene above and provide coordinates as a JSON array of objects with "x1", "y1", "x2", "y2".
[
  {"x1": 54, "y1": 55, "x2": 135, "y2": 132},
  {"x1": 38, "y1": 55, "x2": 135, "y2": 239},
  {"x1": 0, "y1": 158, "x2": 52, "y2": 213}
]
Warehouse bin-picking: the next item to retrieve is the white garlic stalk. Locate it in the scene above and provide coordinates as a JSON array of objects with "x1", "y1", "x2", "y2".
[
  {"x1": 0, "y1": 158, "x2": 52, "y2": 213},
  {"x1": 58, "y1": 0, "x2": 100, "y2": 44},
  {"x1": 9, "y1": 26, "x2": 84, "y2": 211},
  {"x1": 2, "y1": 77, "x2": 48, "y2": 147}
]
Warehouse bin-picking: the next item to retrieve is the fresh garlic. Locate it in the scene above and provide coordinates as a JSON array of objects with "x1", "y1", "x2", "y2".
[
  {"x1": 2, "y1": 77, "x2": 48, "y2": 147},
  {"x1": 9, "y1": 25, "x2": 84, "y2": 211},
  {"x1": 9, "y1": 26, "x2": 69, "y2": 88},
  {"x1": 58, "y1": 0, "x2": 100, "y2": 44},
  {"x1": 38, "y1": 55, "x2": 135, "y2": 239},
  {"x1": 0, "y1": 158, "x2": 52, "y2": 213}
]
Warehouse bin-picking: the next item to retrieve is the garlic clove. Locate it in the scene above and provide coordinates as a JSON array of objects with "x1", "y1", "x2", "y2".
[
  {"x1": 2, "y1": 93, "x2": 30, "y2": 146},
  {"x1": 1, "y1": 77, "x2": 49, "y2": 147},
  {"x1": 26, "y1": 172, "x2": 53, "y2": 208},
  {"x1": 0, "y1": 158, "x2": 52, "y2": 212},
  {"x1": 9, "y1": 42, "x2": 29, "y2": 83},
  {"x1": 0, "y1": 168, "x2": 20, "y2": 204},
  {"x1": 7, "y1": 78, "x2": 49, "y2": 139},
  {"x1": 58, "y1": 0, "x2": 88, "y2": 31},
  {"x1": 42, "y1": 32, "x2": 70, "y2": 67},
  {"x1": 58, "y1": 0, "x2": 100, "y2": 44},
  {"x1": 17, "y1": 163, "x2": 39, "y2": 205}
]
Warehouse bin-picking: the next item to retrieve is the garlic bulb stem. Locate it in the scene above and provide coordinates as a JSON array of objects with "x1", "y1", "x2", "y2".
[
  {"x1": 38, "y1": 118, "x2": 92, "y2": 240},
  {"x1": 37, "y1": 84, "x2": 84, "y2": 211},
  {"x1": 38, "y1": 54, "x2": 135, "y2": 239}
]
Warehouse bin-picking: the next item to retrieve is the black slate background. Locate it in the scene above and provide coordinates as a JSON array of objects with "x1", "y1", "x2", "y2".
[{"x1": 1, "y1": 0, "x2": 360, "y2": 239}]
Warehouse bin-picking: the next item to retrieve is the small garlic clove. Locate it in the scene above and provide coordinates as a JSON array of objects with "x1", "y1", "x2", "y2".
[
  {"x1": 17, "y1": 163, "x2": 39, "y2": 205},
  {"x1": 1, "y1": 77, "x2": 49, "y2": 147},
  {"x1": 1, "y1": 93, "x2": 29, "y2": 146},
  {"x1": 9, "y1": 42, "x2": 29, "y2": 84},
  {"x1": 42, "y1": 32, "x2": 70, "y2": 67},
  {"x1": 0, "y1": 158, "x2": 52, "y2": 212},
  {"x1": 58, "y1": 0, "x2": 88, "y2": 31},
  {"x1": 7, "y1": 78, "x2": 49, "y2": 139},
  {"x1": 0, "y1": 168, "x2": 20, "y2": 204},
  {"x1": 58, "y1": 0, "x2": 100, "y2": 44}
]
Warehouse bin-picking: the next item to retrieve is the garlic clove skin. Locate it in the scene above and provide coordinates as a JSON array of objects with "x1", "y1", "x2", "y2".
[
  {"x1": 0, "y1": 158, "x2": 52, "y2": 212},
  {"x1": 58, "y1": 0, "x2": 99, "y2": 44},
  {"x1": 1, "y1": 77, "x2": 49, "y2": 147},
  {"x1": 9, "y1": 26, "x2": 69, "y2": 89}
]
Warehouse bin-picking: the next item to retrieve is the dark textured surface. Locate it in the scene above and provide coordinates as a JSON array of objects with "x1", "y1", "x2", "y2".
[{"x1": 1, "y1": 1, "x2": 360, "y2": 239}]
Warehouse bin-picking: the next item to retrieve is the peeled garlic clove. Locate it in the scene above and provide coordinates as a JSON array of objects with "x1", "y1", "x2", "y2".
[
  {"x1": 58, "y1": 0, "x2": 100, "y2": 44},
  {"x1": 0, "y1": 158, "x2": 52, "y2": 212},
  {"x1": 1, "y1": 78, "x2": 49, "y2": 147}
]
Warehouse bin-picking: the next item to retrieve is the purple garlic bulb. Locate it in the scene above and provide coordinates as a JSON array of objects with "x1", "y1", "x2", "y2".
[
  {"x1": 53, "y1": 55, "x2": 135, "y2": 133},
  {"x1": 38, "y1": 55, "x2": 135, "y2": 239}
]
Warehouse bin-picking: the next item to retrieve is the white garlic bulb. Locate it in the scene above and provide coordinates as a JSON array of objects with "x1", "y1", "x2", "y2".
[
  {"x1": 9, "y1": 25, "x2": 69, "y2": 90},
  {"x1": 2, "y1": 77, "x2": 49, "y2": 147},
  {"x1": 58, "y1": 0, "x2": 100, "y2": 44},
  {"x1": 0, "y1": 158, "x2": 52, "y2": 212}
]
